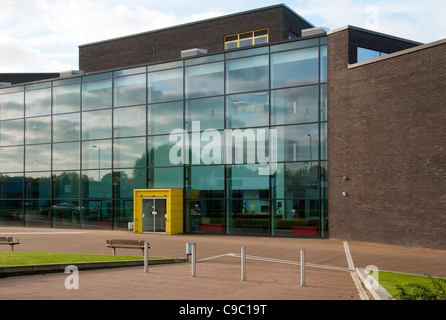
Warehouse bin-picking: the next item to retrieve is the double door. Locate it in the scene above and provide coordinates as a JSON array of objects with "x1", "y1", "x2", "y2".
[{"x1": 142, "y1": 198, "x2": 167, "y2": 233}]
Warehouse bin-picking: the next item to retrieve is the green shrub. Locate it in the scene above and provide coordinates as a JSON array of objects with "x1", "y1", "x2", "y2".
[{"x1": 394, "y1": 274, "x2": 446, "y2": 300}]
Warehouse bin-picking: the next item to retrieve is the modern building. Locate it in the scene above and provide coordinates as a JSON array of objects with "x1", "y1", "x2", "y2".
[{"x1": 0, "y1": 4, "x2": 444, "y2": 249}]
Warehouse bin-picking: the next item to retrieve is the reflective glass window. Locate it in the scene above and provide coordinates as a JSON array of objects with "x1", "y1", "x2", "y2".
[
  {"x1": 148, "y1": 135, "x2": 176, "y2": 167},
  {"x1": 113, "y1": 199, "x2": 134, "y2": 229},
  {"x1": 148, "y1": 68, "x2": 183, "y2": 103},
  {"x1": 81, "y1": 169, "x2": 112, "y2": 198},
  {"x1": 53, "y1": 84, "x2": 81, "y2": 114},
  {"x1": 0, "y1": 92, "x2": 24, "y2": 120},
  {"x1": 52, "y1": 171, "x2": 80, "y2": 198},
  {"x1": 226, "y1": 164, "x2": 270, "y2": 199},
  {"x1": 185, "y1": 165, "x2": 224, "y2": 198},
  {"x1": 25, "y1": 88, "x2": 52, "y2": 117},
  {"x1": 271, "y1": 85, "x2": 319, "y2": 125},
  {"x1": 114, "y1": 105, "x2": 146, "y2": 138},
  {"x1": 271, "y1": 199, "x2": 320, "y2": 237},
  {"x1": 320, "y1": 123, "x2": 327, "y2": 160},
  {"x1": 148, "y1": 167, "x2": 183, "y2": 189},
  {"x1": 0, "y1": 173, "x2": 23, "y2": 198},
  {"x1": 25, "y1": 144, "x2": 51, "y2": 172},
  {"x1": 186, "y1": 96, "x2": 224, "y2": 131},
  {"x1": 53, "y1": 113, "x2": 80, "y2": 142},
  {"x1": 148, "y1": 101, "x2": 183, "y2": 135},
  {"x1": 226, "y1": 92, "x2": 269, "y2": 128},
  {"x1": 187, "y1": 129, "x2": 223, "y2": 166},
  {"x1": 185, "y1": 62, "x2": 224, "y2": 99},
  {"x1": 113, "y1": 137, "x2": 146, "y2": 169},
  {"x1": 82, "y1": 79, "x2": 112, "y2": 111},
  {"x1": 112, "y1": 168, "x2": 146, "y2": 198},
  {"x1": 25, "y1": 199, "x2": 51, "y2": 227},
  {"x1": 0, "y1": 119, "x2": 24, "y2": 146},
  {"x1": 25, "y1": 116, "x2": 51, "y2": 144},
  {"x1": 52, "y1": 142, "x2": 80, "y2": 171},
  {"x1": 321, "y1": 161, "x2": 328, "y2": 199},
  {"x1": 271, "y1": 47, "x2": 319, "y2": 88},
  {"x1": 270, "y1": 38, "x2": 319, "y2": 53},
  {"x1": 82, "y1": 140, "x2": 112, "y2": 170},
  {"x1": 272, "y1": 162, "x2": 319, "y2": 199},
  {"x1": 114, "y1": 74, "x2": 146, "y2": 107},
  {"x1": 226, "y1": 55, "x2": 269, "y2": 94},
  {"x1": 185, "y1": 199, "x2": 225, "y2": 233},
  {"x1": 0, "y1": 146, "x2": 23, "y2": 173},
  {"x1": 25, "y1": 172, "x2": 51, "y2": 199},
  {"x1": 0, "y1": 200, "x2": 24, "y2": 226},
  {"x1": 275, "y1": 124, "x2": 319, "y2": 162},
  {"x1": 320, "y1": 84, "x2": 327, "y2": 122},
  {"x1": 82, "y1": 109, "x2": 112, "y2": 140},
  {"x1": 52, "y1": 199, "x2": 81, "y2": 228},
  {"x1": 81, "y1": 200, "x2": 112, "y2": 229},
  {"x1": 320, "y1": 45, "x2": 327, "y2": 83}
]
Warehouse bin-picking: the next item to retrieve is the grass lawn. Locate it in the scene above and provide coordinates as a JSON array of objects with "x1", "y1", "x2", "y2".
[
  {"x1": 0, "y1": 251, "x2": 165, "y2": 267},
  {"x1": 371, "y1": 270, "x2": 446, "y2": 300}
]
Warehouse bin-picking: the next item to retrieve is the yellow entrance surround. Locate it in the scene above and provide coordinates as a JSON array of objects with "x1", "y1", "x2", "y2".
[{"x1": 133, "y1": 189, "x2": 183, "y2": 235}]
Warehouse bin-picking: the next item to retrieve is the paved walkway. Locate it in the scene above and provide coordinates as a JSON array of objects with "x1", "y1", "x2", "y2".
[{"x1": 0, "y1": 227, "x2": 445, "y2": 301}]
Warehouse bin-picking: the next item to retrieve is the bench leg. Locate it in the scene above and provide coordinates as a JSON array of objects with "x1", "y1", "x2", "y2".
[
  {"x1": 10, "y1": 245, "x2": 14, "y2": 252},
  {"x1": 112, "y1": 248, "x2": 116, "y2": 256}
]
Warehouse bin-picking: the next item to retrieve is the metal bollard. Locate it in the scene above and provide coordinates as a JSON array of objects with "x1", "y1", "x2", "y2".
[
  {"x1": 144, "y1": 241, "x2": 149, "y2": 273},
  {"x1": 241, "y1": 247, "x2": 246, "y2": 281},
  {"x1": 300, "y1": 250, "x2": 305, "y2": 286},
  {"x1": 191, "y1": 243, "x2": 196, "y2": 277}
]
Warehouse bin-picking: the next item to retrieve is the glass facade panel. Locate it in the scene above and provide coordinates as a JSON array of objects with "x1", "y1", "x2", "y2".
[
  {"x1": 82, "y1": 140, "x2": 112, "y2": 170},
  {"x1": 114, "y1": 105, "x2": 146, "y2": 138},
  {"x1": 148, "y1": 68, "x2": 183, "y2": 103},
  {"x1": 186, "y1": 97, "x2": 224, "y2": 131},
  {"x1": 0, "y1": 119, "x2": 24, "y2": 146},
  {"x1": 114, "y1": 74, "x2": 146, "y2": 107},
  {"x1": 25, "y1": 172, "x2": 51, "y2": 199},
  {"x1": 112, "y1": 168, "x2": 146, "y2": 199},
  {"x1": 226, "y1": 55, "x2": 269, "y2": 94},
  {"x1": 185, "y1": 165, "x2": 224, "y2": 198},
  {"x1": 275, "y1": 124, "x2": 319, "y2": 162},
  {"x1": 272, "y1": 162, "x2": 319, "y2": 199},
  {"x1": 226, "y1": 92, "x2": 269, "y2": 129},
  {"x1": 185, "y1": 62, "x2": 224, "y2": 99},
  {"x1": 113, "y1": 137, "x2": 146, "y2": 169},
  {"x1": 0, "y1": 146, "x2": 23, "y2": 173},
  {"x1": 0, "y1": 200, "x2": 24, "y2": 226},
  {"x1": 148, "y1": 101, "x2": 183, "y2": 135},
  {"x1": 148, "y1": 135, "x2": 175, "y2": 167},
  {"x1": 25, "y1": 144, "x2": 51, "y2": 172},
  {"x1": 25, "y1": 200, "x2": 51, "y2": 227},
  {"x1": 53, "y1": 113, "x2": 80, "y2": 142},
  {"x1": 0, "y1": 173, "x2": 24, "y2": 199},
  {"x1": 52, "y1": 199, "x2": 81, "y2": 228},
  {"x1": 81, "y1": 169, "x2": 112, "y2": 198},
  {"x1": 148, "y1": 167, "x2": 183, "y2": 189},
  {"x1": 25, "y1": 88, "x2": 52, "y2": 117},
  {"x1": 271, "y1": 47, "x2": 319, "y2": 88},
  {"x1": 82, "y1": 79, "x2": 112, "y2": 111},
  {"x1": 186, "y1": 199, "x2": 225, "y2": 233},
  {"x1": 53, "y1": 84, "x2": 81, "y2": 114},
  {"x1": 272, "y1": 199, "x2": 320, "y2": 237},
  {"x1": 81, "y1": 199, "x2": 112, "y2": 229},
  {"x1": 53, "y1": 142, "x2": 80, "y2": 170},
  {"x1": 82, "y1": 109, "x2": 112, "y2": 140},
  {"x1": 0, "y1": 92, "x2": 24, "y2": 120},
  {"x1": 271, "y1": 85, "x2": 319, "y2": 125},
  {"x1": 52, "y1": 171, "x2": 80, "y2": 199},
  {"x1": 25, "y1": 116, "x2": 51, "y2": 144}
]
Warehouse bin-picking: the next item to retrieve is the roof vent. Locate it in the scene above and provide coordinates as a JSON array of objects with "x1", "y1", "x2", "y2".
[
  {"x1": 181, "y1": 48, "x2": 208, "y2": 58},
  {"x1": 301, "y1": 27, "x2": 330, "y2": 38},
  {"x1": 60, "y1": 70, "x2": 84, "y2": 78}
]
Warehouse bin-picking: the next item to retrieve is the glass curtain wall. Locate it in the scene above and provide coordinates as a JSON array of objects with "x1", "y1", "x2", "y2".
[{"x1": 0, "y1": 36, "x2": 328, "y2": 237}]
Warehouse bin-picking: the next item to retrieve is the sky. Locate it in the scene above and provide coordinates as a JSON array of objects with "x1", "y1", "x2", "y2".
[{"x1": 1, "y1": 0, "x2": 445, "y2": 73}]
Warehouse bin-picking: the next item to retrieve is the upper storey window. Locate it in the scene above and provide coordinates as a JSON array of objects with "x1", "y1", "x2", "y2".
[{"x1": 225, "y1": 29, "x2": 268, "y2": 50}]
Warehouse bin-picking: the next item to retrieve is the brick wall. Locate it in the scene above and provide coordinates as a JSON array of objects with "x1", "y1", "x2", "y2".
[
  {"x1": 78, "y1": 5, "x2": 313, "y2": 73},
  {"x1": 328, "y1": 28, "x2": 446, "y2": 249}
]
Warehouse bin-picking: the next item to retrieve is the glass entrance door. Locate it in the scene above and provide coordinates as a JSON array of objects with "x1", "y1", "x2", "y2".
[{"x1": 142, "y1": 198, "x2": 167, "y2": 233}]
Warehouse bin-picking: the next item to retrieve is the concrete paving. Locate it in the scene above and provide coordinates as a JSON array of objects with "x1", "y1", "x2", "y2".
[{"x1": 0, "y1": 226, "x2": 445, "y2": 301}]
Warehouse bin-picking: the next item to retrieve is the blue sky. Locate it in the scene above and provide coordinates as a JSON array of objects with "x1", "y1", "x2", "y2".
[{"x1": 1, "y1": 0, "x2": 445, "y2": 72}]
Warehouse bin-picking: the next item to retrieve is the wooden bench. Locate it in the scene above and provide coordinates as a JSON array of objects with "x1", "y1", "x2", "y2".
[
  {"x1": 0, "y1": 236, "x2": 20, "y2": 252},
  {"x1": 106, "y1": 239, "x2": 148, "y2": 256}
]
